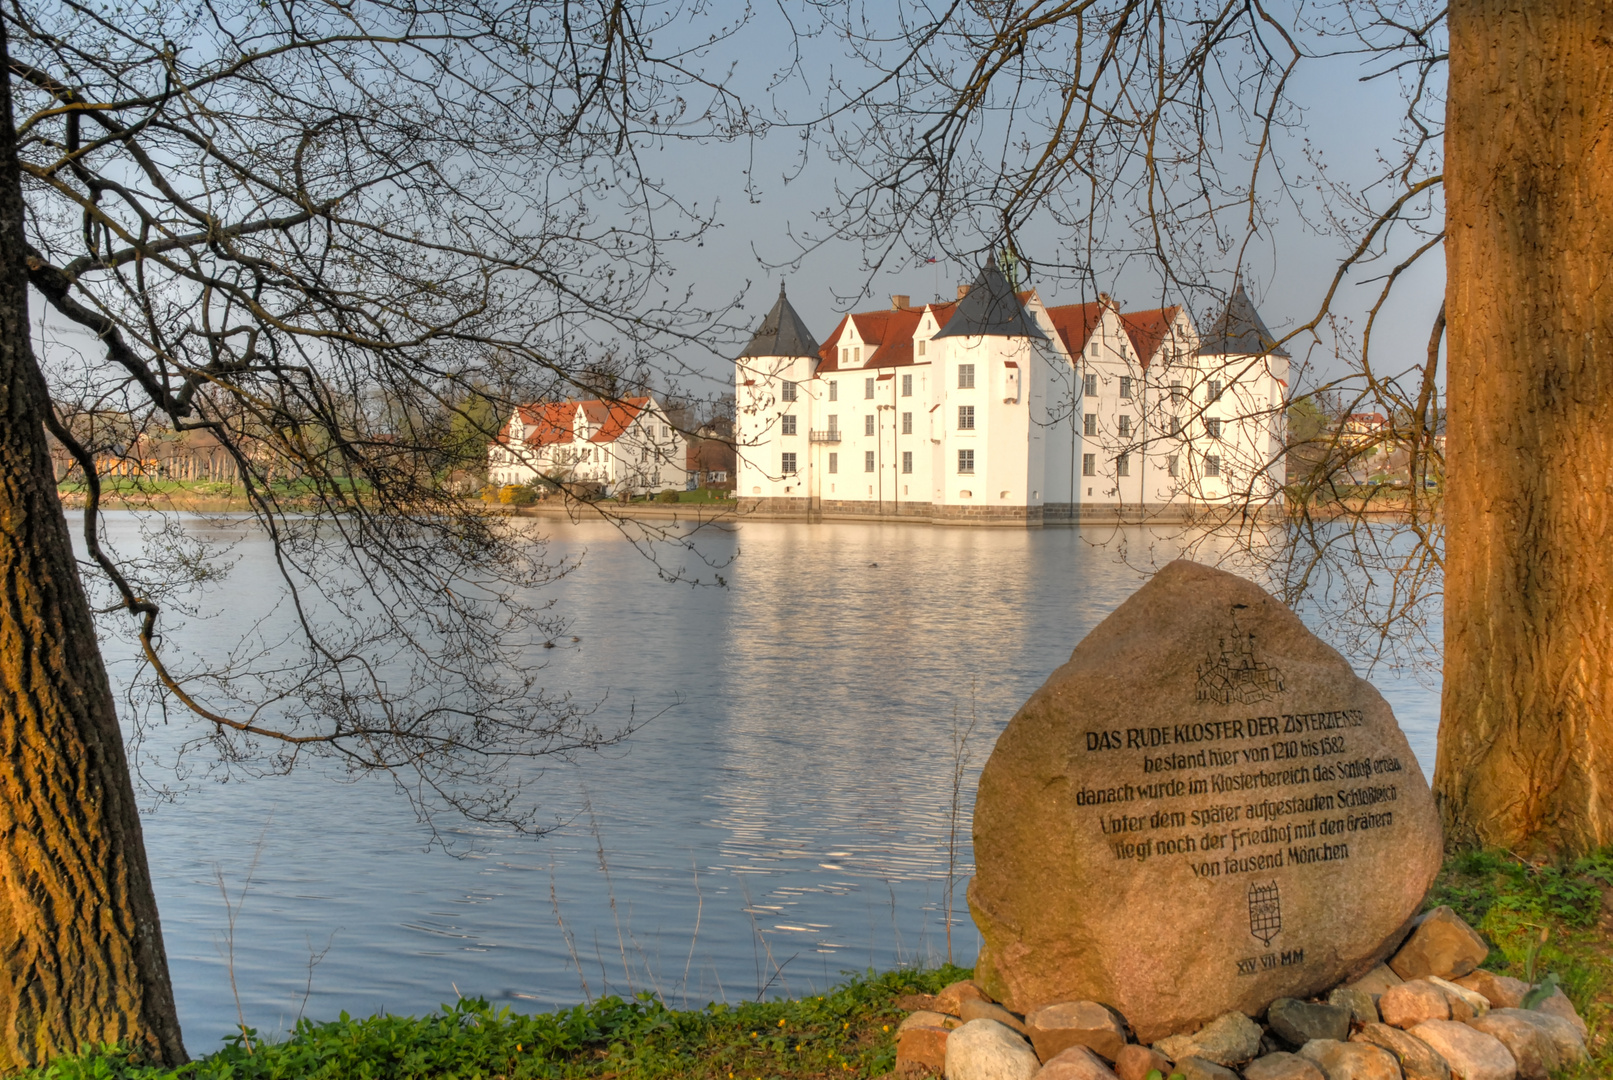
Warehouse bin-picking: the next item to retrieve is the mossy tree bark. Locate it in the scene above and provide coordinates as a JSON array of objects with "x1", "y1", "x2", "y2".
[
  {"x1": 0, "y1": 22, "x2": 185, "y2": 1070},
  {"x1": 1437, "y1": 1, "x2": 1613, "y2": 854}
]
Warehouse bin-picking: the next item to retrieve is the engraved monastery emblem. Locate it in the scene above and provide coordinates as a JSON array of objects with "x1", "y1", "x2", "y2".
[
  {"x1": 1196, "y1": 605, "x2": 1285, "y2": 704},
  {"x1": 1248, "y1": 880, "x2": 1282, "y2": 946}
]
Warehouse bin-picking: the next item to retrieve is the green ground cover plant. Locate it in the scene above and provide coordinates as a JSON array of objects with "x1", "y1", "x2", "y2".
[
  {"x1": 27, "y1": 856, "x2": 1613, "y2": 1080},
  {"x1": 30, "y1": 967, "x2": 969, "y2": 1080},
  {"x1": 1428, "y1": 848, "x2": 1613, "y2": 1077}
]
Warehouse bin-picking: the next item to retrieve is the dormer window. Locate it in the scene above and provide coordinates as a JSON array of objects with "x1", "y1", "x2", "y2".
[{"x1": 918, "y1": 339, "x2": 926, "y2": 357}]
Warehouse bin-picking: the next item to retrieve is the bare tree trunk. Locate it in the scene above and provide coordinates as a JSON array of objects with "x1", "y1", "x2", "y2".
[
  {"x1": 0, "y1": 23, "x2": 185, "y2": 1069},
  {"x1": 1437, "y1": 0, "x2": 1613, "y2": 854}
]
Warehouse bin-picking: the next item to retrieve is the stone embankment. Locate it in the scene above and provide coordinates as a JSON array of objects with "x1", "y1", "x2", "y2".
[{"x1": 892, "y1": 908, "x2": 1589, "y2": 1080}]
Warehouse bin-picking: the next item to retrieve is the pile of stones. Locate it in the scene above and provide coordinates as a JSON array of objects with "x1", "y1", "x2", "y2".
[{"x1": 893, "y1": 907, "x2": 1590, "y2": 1080}]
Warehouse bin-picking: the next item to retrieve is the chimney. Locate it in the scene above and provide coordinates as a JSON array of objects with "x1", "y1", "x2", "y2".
[
  {"x1": 890, "y1": 294, "x2": 910, "y2": 310},
  {"x1": 957, "y1": 284, "x2": 972, "y2": 300}
]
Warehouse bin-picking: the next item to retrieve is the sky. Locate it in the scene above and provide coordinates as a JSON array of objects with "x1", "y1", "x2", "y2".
[
  {"x1": 31, "y1": 1, "x2": 1448, "y2": 414},
  {"x1": 636, "y1": 3, "x2": 1448, "y2": 408}
]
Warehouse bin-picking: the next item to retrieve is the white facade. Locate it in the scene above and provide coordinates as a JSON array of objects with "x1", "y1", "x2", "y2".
[
  {"x1": 735, "y1": 273, "x2": 1289, "y2": 523},
  {"x1": 488, "y1": 395, "x2": 688, "y2": 496}
]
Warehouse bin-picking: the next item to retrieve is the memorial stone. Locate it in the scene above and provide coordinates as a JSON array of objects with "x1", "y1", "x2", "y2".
[{"x1": 968, "y1": 560, "x2": 1442, "y2": 1041}]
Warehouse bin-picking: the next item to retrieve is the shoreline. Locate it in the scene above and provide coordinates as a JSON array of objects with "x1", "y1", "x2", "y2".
[{"x1": 56, "y1": 488, "x2": 1441, "y2": 527}]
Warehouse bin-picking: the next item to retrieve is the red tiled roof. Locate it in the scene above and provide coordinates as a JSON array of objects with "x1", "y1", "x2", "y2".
[
  {"x1": 579, "y1": 396, "x2": 652, "y2": 443},
  {"x1": 1120, "y1": 306, "x2": 1181, "y2": 368},
  {"x1": 1042, "y1": 301, "x2": 1105, "y2": 357},
  {"x1": 499, "y1": 401, "x2": 577, "y2": 449},
  {"x1": 818, "y1": 302, "x2": 958, "y2": 371},
  {"x1": 499, "y1": 396, "x2": 654, "y2": 448}
]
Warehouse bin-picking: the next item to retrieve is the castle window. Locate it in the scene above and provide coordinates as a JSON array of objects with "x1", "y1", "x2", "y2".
[
  {"x1": 902, "y1": 451, "x2": 913, "y2": 474},
  {"x1": 865, "y1": 451, "x2": 875, "y2": 472},
  {"x1": 902, "y1": 411, "x2": 913, "y2": 435},
  {"x1": 1083, "y1": 373, "x2": 1098, "y2": 397},
  {"x1": 1082, "y1": 454, "x2": 1096, "y2": 476},
  {"x1": 958, "y1": 364, "x2": 975, "y2": 389},
  {"x1": 1120, "y1": 376, "x2": 1133, "y2": 400},
  {"x1": 958, "y1": 405, "x2": 975, "y2": 431},
  {"x1": 829, "y1": 381, "x2": 838, "y2": 401},
  {"x1": 781, "y1": 415, "x2": 797, "y2": 436},
  {"x1": 1117, "y1": 453, "x2": 1130, "y2": 477},
  {"x1": 865, "y1": 378, "x2": 875, "y2": 399},
  {"x1": 958, "y1": 449, "x2": 975, "y2": 474},
  {"x1": 1206, "y1": 455, "x2": 1222, "y2": 477},
  {"x1": 1084, "y1": 413, "x2": 1098, "y2": 436},
  {"x1": 1118, "y1": 415, "x2": 1131, "y2": 437},
  {"x1": 782, "y1": 452, "x2": 797, "y2": 474},
  {"x1": 902, "y1": 373, "x2": 913, "y2": 396},
  {"x1": 865, "y1": 414, "x2": 875, "y2": 436},
  {"x1": 782, "y1": 381, "x2": 797, "y2": 402},
  {"x1": 828, "y1": 453, "x2": 838, "y2": 473}
]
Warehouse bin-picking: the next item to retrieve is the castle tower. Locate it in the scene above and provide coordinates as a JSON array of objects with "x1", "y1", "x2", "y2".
[
  {"x1": 735, "y1": 284, "x2": 821, "y2": 507},
  {"x1": 1193, "y1": 285, "x2": 1290, "y2": 504},
  {"x1": 927, "y1": 262, "x2": 1050, "y2": 521}
]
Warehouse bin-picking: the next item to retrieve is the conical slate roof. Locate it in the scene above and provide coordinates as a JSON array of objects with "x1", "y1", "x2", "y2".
[
  {"x1": 1197, "y1": 285, "x2": 1290, "y2": 357},
  {"x1": 740, "y1": 284, "x2": 821, "y2": 358},
  {"x1": 932, "y1": 262, "x2": 1047, "y2": 341}
]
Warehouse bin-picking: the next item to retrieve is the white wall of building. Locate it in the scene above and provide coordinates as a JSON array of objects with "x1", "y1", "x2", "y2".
[{"x1": 732, "y1": 289, "x2": 1287, "y2": 521}]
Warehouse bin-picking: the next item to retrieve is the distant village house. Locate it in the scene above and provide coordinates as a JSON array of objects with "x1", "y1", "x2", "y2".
[{"x1": 488, "y1": 395, "x2": 687, "y2": 497}]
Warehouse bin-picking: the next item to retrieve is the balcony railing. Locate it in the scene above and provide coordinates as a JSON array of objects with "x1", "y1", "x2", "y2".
[{"x1": 809, "y1": 430, "x2": 841, "y2": 443}]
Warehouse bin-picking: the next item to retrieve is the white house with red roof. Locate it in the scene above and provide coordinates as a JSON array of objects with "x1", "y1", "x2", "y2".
[
  {"x1": 735, "y1": 269, "x2": 1288, "y2": 523},
  {"x1": 487, "y1": 394, "x2": 687, "y2": 496}
]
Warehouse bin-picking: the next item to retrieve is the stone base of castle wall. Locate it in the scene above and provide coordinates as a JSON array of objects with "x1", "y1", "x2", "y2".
[
  {"x1": 928, "y1": 503, "x2": 1045, "y2": 526},
  {"x1": 732, "y1": 497, "x2": 1280, "y2": 527},
  {"x1": 818, "y1": 498, "x2": 935, "y2": 519}
]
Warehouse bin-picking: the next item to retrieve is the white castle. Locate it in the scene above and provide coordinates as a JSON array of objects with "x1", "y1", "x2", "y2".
[{"x1": 735, "y1": 265, "x2": 1289, "y2": 524}]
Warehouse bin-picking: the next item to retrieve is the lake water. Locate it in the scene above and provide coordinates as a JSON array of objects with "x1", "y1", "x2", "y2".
[{"x1": 91, "y1": 513, "x2": 1441, "y2": 1054}]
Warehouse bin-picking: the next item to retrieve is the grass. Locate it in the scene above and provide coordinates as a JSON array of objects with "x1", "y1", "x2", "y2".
[
  {"x1": 29, "y1": 850, "x2": 1613, "y2": 1080},
  {"x1": 637, "y1": 489, "x2": 734, "y2": 505},
  {"x1": 29, "y1": 966, "x2": 970, "y2": 1080},
  {"x1": 57, "y1": 478, "x2": 376, "y2": 506},
  {"x1": 1427, "y1": 848, "x2": 1613, "y2": 1077}
]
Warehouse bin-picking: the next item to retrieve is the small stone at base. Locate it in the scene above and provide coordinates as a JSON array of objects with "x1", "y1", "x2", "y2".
[
  {"x1": 1406, "y1": 1019, "x2": 1517, "y2": 1080},
  {"x1": 1172, "y1": 1056, "x2": 1238, "y2": 1080},
  {"x1": 1243, "y1": 1051, "x2": 1326, "y2": 1080},
  {"x1": 1111, "y1": 1044, "x2": 1169, "y2": 1080},
  {"x1": 961, "y1": 998, "x2": 1029, "y2": 1036},
  {"x1": 1153, "y1": 1012, "x2": 1262, "y2": 1066},
  {"x1": 1266, "y1": 998, "x2": 1351, "y2": 1046},
  {"x1": 1388, "y1": 907, "x2": 1489, "y2": 982},
  {"x1": 943, "y1": 1019, "x2": 1040, "y2": 1080},
  {"x1": 1034, "y1": 1045, "x2": 1120, "y2": 1080},
  {"x1": 1327, "y1": 987, "x2": 1379, "y2": 1027},
  {"x1": 1297, "y1": 1038, "x2": 1402, "y2": 1080}
]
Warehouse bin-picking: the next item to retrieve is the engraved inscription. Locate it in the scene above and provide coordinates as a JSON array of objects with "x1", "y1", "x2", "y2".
[{"x1": 1196, "y1": 607, "x2": 1285, "y2": 705}]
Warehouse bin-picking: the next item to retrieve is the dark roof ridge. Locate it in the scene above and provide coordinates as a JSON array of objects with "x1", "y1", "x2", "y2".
[
  {"x1": 1197, "y1": 284, "x2": 1290, "y2": 358},
  {"x1": 932, "y1": 262, "x2": 1048, "y2": 341},
  {"x1": 740, "y1": 283, "x2": 821, "y2": 359}
]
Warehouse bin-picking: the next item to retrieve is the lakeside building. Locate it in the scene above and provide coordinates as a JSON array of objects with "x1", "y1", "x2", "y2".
[
  {"x1": 735, "y1": 267, "x2": 1290, "y2": 525},
  {"x1": 488, "y1": 395, "x2": 688, "y2": 496}
]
